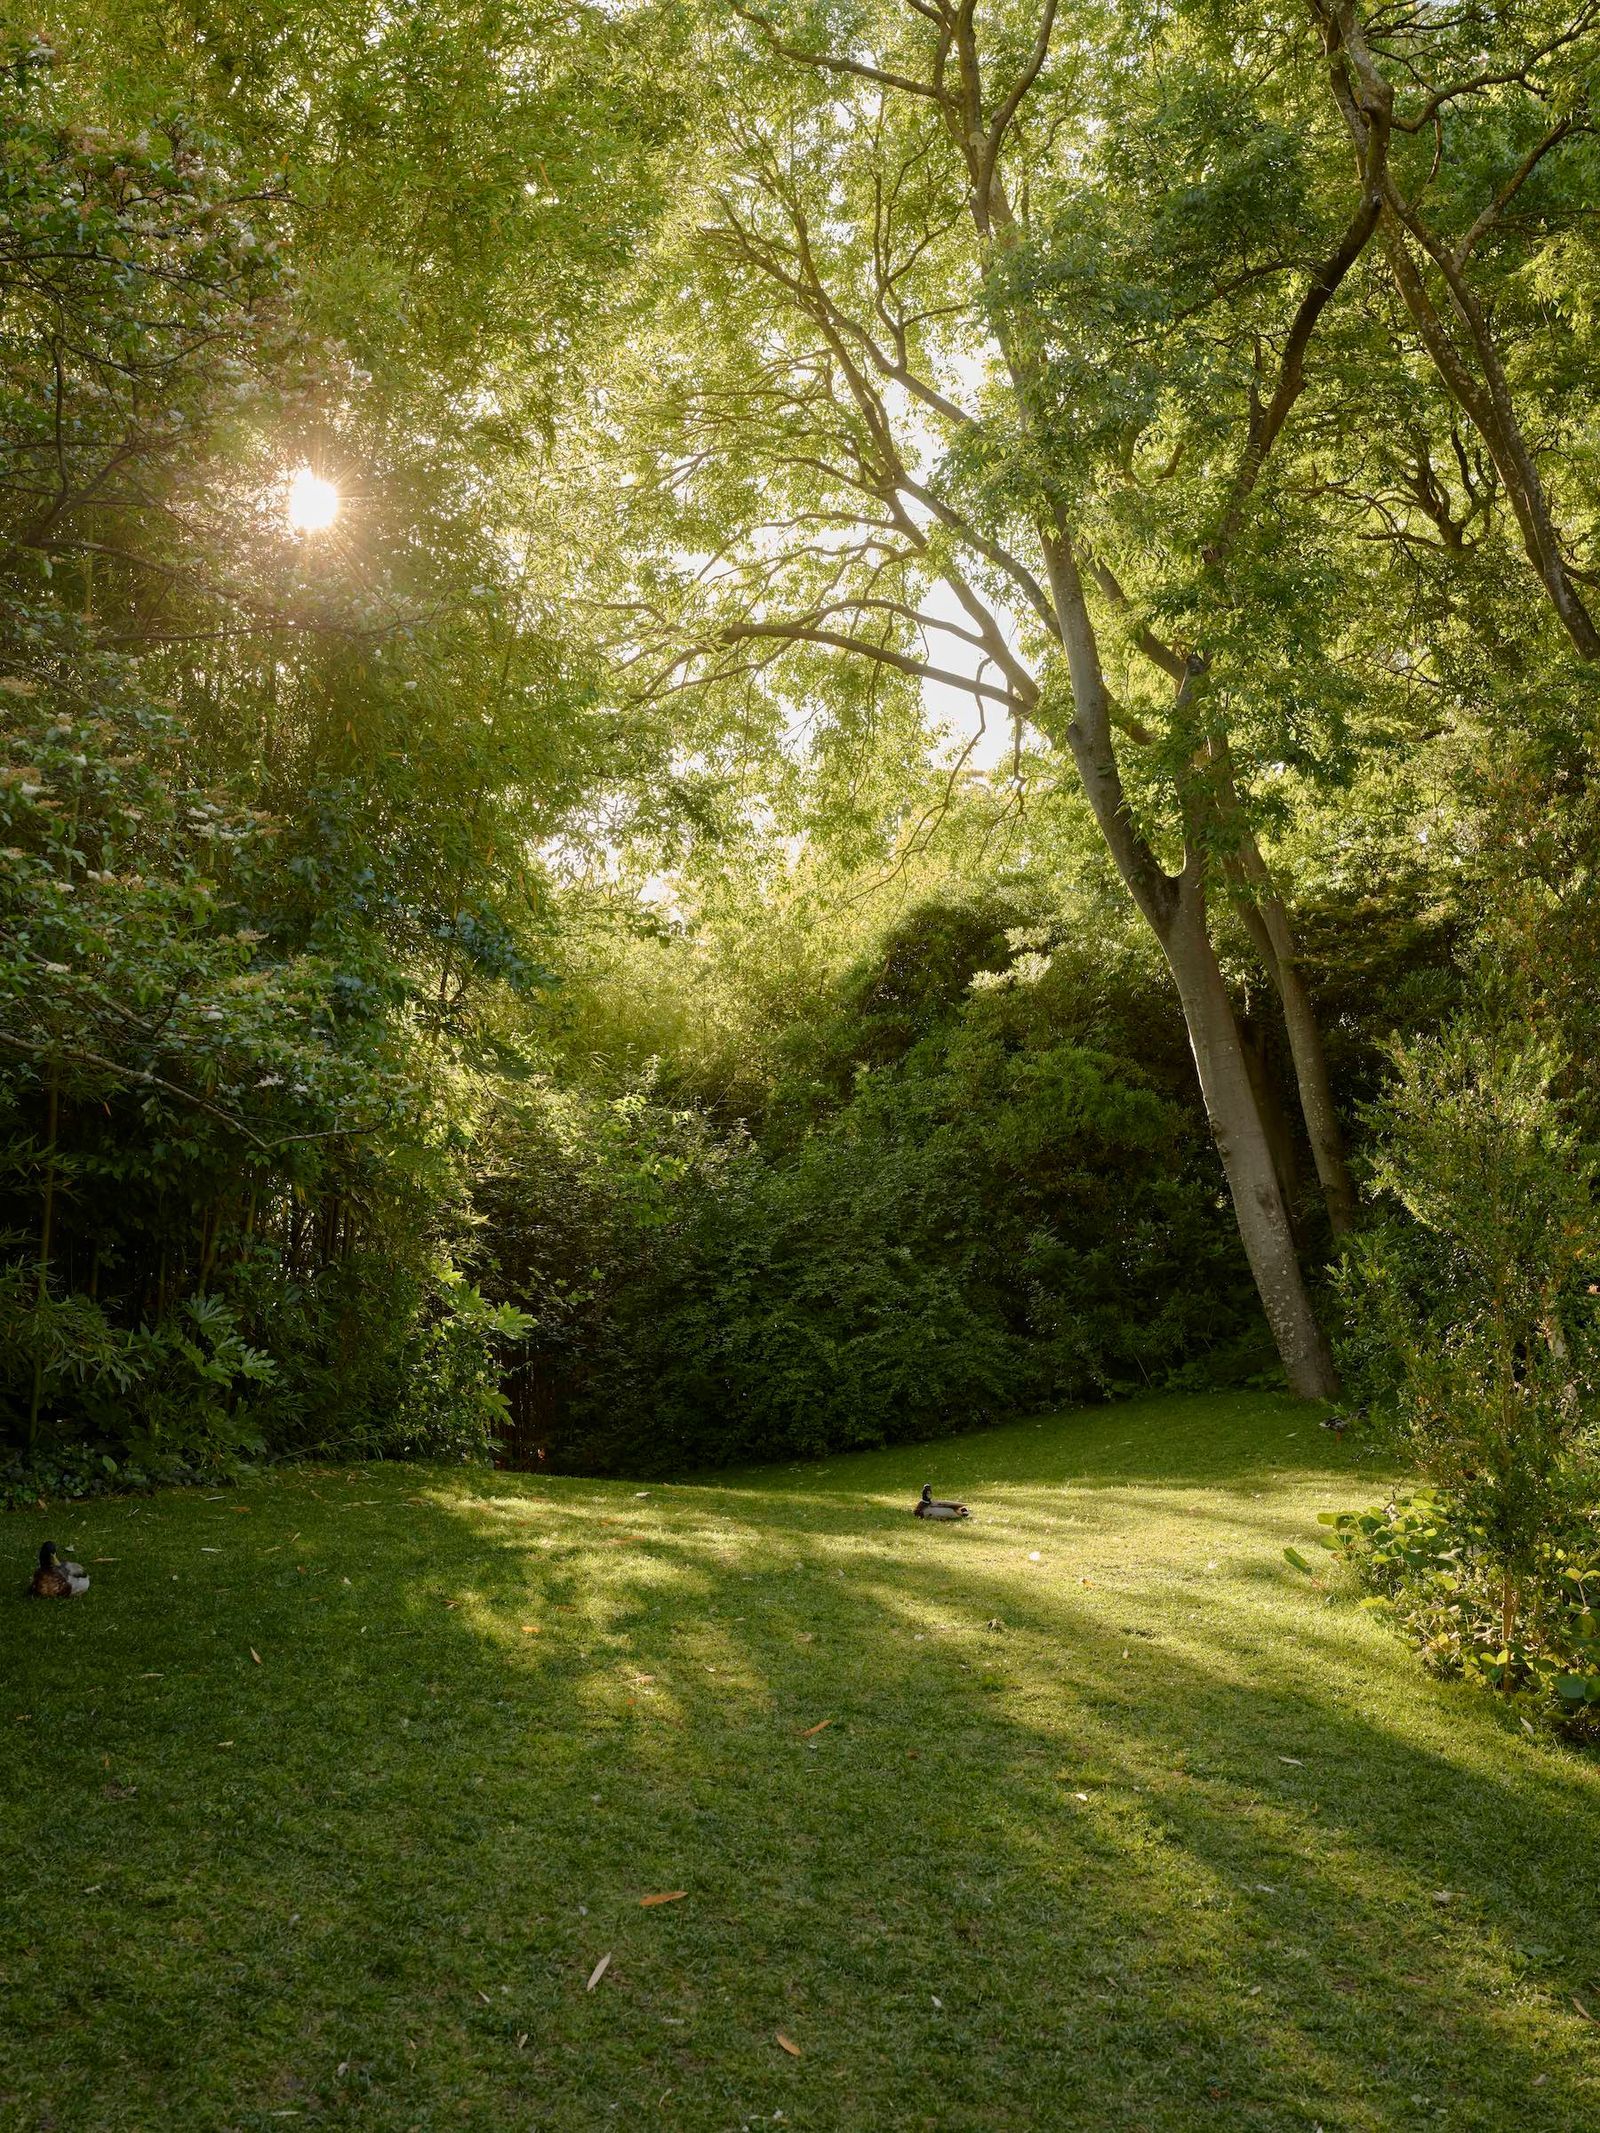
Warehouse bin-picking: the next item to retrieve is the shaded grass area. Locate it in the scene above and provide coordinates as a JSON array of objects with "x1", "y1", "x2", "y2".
[{"x1": 2, "y1": 1392, "x2": 1598, "y2": 2132}]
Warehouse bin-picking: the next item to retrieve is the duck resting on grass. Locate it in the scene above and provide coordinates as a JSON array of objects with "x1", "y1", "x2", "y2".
[
  {"x1": 29, "y1": 1542, "x2": 89, "y2": 1598},
  {"x1": 914, "y1": 1484, "x2": 970, "y2": 1521}
]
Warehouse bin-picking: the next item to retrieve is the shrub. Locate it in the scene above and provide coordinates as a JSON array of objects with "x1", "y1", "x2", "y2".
[
  {"x1": 1321, "y1": 1494, "x2": 1600, "y2": 1739},
  {"x1": 1336, "y1": 1026, "x2": 1600, "y2": 1720},
  {"x1": 478, "y1": 921, "x2": 1258, "y2": 1477}
]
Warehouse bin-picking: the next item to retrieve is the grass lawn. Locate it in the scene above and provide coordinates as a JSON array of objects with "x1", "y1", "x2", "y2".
[{"x1": 3, "y1": 1392, "x2": 1598, "y2": 2133}]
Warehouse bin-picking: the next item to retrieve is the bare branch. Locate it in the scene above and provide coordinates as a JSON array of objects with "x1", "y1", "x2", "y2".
[
  {"x1": 727, "y1": 3, "x2": 947, "y2": 103},
  {"x1": 1205, "y1": 176, "x2": 1383, "y2": 566},
  {"x1": 717, "y1": 618, "x2": 1024, "y2": 705}
]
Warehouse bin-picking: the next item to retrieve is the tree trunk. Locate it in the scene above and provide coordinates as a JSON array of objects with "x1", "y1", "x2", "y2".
[
  {"x1": 1225, "y1": 851, "x2": 1358, "y2": 1238},
  {"x1": 1033, "y1": 532, "x2": 1340, "y2": 1399},
  {"x1": 1159, "y1": 873, "x2": 1342, "y2": 1399},
  {"x1": 1240, "y1": 1005, "x2": 1304, "y2": 1235},
  {"x1": 1312, "y1": 6, "x2": 1600, "y2": 662}
]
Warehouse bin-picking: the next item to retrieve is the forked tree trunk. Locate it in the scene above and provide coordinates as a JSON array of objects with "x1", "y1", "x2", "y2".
[
  {"x1": 1240, "y1": 1008, "x2": 1305, "y2": 1230},
  {"x1": 1037, "y1": 535, "x2": 1342, "y2": 1400},
  {"x1": 1225, "y1": 853, "x2": 1358, "y2": 1238},
  {"x1": 1158, "y1": 876, "x2": 1342, "y2": 1399}
]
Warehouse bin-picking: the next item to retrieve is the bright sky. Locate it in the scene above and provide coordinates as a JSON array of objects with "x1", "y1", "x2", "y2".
[{"x1": 917, "y1": 577, "x2": 1022, "y2": 772}]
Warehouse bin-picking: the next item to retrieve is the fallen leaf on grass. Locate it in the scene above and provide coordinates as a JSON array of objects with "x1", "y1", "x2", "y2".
[
  {"x1": 91, "y1": 1557, "x2": 117, "y2": 1563},
  {"x1": 800, "y1": 1718, "x2": 833, "y2": 1737},
  {"x1": 586, "y1": 1953, "x2": 612, "y2": 1991},
  {"x1": 1573, "y1": 1996, "x2": 1595, "y2": 2023},
  {"x1": 477, "y1": 1990, "x2": 492, "y2": 2005},
  {"x1": 1278, "y1": 1756, "x2": 1304, "y2": 1766},
  {"x1": 520, "y1": 1625, "x2": 541, "y2": 1635},
  {"x1": 775, "y1": 2031, "x2": 801, "y2": 2057},
  {"x1": 249, "y1": 1648, "x2": 262, "y2": 1665},
  {"x1": 639, "y1": 1891, "x2": 687, "y2": 1907}
]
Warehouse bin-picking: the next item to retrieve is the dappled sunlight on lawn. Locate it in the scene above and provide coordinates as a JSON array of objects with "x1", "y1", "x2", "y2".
[
  {"x1": 5, "y1": 1393, "x2": 1596, "y2": 2131},
  {"x1": 412, "y1": 1397, "x2": 1600, "y2": 2126}
]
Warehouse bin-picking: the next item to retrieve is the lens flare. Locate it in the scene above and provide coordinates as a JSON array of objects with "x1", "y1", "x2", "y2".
[{"x1": 286, "y1": 467, "x2": 339, "y2": 533}]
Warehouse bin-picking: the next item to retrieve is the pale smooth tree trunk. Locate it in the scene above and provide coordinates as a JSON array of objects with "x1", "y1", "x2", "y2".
[
  {"x1": 1160, "y1": 875, "x2": 1342, "y2": 1399},
  {"x1": 1036, "y1": 534, "x2": 1341, "y2": 1399},
  {"x1": 1225, "y1": 847, "x2": 1358, "y2": 1239}
]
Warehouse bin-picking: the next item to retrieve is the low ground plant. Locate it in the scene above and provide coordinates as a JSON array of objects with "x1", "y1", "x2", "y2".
[{"x1": 1317, "y1": 1493, "x2": 1600, "y2": 1739}]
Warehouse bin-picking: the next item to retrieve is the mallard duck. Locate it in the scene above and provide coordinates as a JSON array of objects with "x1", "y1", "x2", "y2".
[
  {"x1": 29, "y1": 1542, "x2": 89, "y2": 1598},
  {"x1": 914, "y1": 1484, "x2": 969, "y2": 1521}
]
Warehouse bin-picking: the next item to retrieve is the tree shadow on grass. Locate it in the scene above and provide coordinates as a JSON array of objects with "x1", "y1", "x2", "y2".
[
  {"x1": 414, "y1": 1448, "x2": 1600, "y2": 2131},
  {"x1": 2, "y1": 1419, "x2": 1596, "y2": 2133}
]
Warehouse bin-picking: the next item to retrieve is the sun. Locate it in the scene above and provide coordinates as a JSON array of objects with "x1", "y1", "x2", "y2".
[{"x1": 286, "y1": 466, "x2": 339, "y2": 533}]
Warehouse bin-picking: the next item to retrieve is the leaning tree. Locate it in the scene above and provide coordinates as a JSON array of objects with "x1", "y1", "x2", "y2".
[{"x1": 571, "y1": 0, "x2": 1600, "y2": 1390}]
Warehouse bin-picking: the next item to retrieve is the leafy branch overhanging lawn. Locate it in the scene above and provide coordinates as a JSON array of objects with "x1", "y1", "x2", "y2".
[{"x1": 2, "y1": 1392, "x2": 1597, "y2": 2132}]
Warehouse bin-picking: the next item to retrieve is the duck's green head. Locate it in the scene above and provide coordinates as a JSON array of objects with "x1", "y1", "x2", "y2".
[{"x1": 38, "y1": 1541, "x2": 58, "y2": 1570}]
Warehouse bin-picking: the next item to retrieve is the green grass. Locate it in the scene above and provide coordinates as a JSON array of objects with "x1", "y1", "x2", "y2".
[{"x1": 3, "y1": 1393, "x2": 1597, "y2": 2132}]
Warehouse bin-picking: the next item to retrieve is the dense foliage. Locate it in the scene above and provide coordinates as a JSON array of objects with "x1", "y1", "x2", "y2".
[
  {"x1": 480, "y1": 897, "x2": 1263, "y2": 1473},
  {"x1": 0, "y1": 25, "x2": 645, "y2": 1493},
  {"x1": 1318, "y1": 1493, "x2": 1600, "y2": 1739},
  {"x1": 2, "y1": 3, "x2": 1598, "y2": 1734}
]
